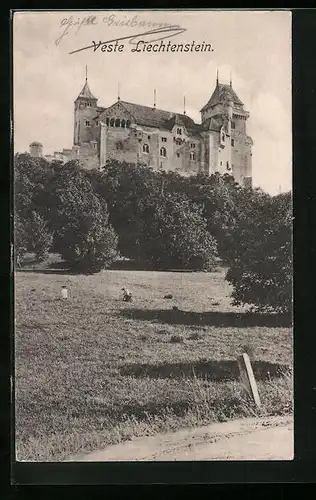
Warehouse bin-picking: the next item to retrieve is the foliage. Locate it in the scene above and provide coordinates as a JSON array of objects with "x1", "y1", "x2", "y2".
[
  {"x1": 137, "y1": 192, "x2": 218, "y2": 270},
  {"x1": 47, "y1": 160, "x2": 118, "y2": 272},
  {"x1": 94, "y1": 161, "x2": 218, "y2": 270},
  {"x1": 14, "y1": 154, "x2": 55, "y2": 263},
  {"x1": 26, "y1": 211, "x2": 53, "y2": 261},
  {"x1": 226, "y1": 191, "x2": 292, "y2": 314},
  {"x1": 14, "y1": 214, "x2": 28, "y2": 265}
]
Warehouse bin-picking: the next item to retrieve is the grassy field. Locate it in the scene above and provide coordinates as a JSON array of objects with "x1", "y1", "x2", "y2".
[{"x1": 14, "y1": 256, "x2": 293, "y2": 461}]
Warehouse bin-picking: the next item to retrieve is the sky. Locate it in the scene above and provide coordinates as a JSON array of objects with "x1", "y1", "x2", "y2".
[{"x1": 13, "y1": 10, "x2": 292, "y2": 194}]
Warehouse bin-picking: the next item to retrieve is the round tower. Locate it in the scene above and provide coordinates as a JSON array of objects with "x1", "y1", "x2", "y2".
[{"x1": 29, "y1": 141, "x2": 43, "y2": 157}]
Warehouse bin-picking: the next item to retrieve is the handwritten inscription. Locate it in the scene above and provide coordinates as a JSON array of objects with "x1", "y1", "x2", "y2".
[
  {"x1": 55, "y1": 13, "x2": 176, "y2": 46},
  {"x1": 56, "y1": 15, "x2": 98, "y2": 45}
]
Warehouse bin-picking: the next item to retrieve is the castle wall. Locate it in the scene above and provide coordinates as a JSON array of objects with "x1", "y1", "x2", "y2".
[{"x1": 99, "y1": 121, "x2": 202, "y2": 175}]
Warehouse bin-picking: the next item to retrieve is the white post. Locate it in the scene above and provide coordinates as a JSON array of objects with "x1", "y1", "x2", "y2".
[{"x1": 237, "y1": 353, "x2": 261, "y2": 408}]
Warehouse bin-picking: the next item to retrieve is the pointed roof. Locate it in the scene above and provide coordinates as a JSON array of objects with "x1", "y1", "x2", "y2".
[
  {"x1": 76, "y1": 80, "x2": 97, "y2": 101},
  {"x1": 165, "y1": 113, "x2": 187, "y2": 130},
  {"x1": 201, "y1": 82, "x2": 243, "y2": 112}
]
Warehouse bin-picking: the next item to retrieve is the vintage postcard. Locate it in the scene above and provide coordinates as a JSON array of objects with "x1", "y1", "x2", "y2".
[{"x1": 13, "y1": 10, "x2": 293, "y2": 464}]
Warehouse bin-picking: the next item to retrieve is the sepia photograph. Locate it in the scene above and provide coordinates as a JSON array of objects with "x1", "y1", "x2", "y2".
[{"x1": 13, "y1": 10, "x2": 293, "y2": 463}]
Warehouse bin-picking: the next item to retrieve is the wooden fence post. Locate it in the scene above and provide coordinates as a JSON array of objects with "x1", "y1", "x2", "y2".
[{"x1": 237, "y1": 353, "x2": 261, "y2": 408}]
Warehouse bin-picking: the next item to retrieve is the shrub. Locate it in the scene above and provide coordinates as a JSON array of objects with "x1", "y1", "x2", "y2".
[
  {"x1": 226, "y1": 191, "x2": 292, "y2": 314},
  {"x1": 27, "y1": 211, "x2": 53, "y2": 261},
  {"x1": 14, "y1": 214, "x2": 28, "y2": 265},
  {"x1": 47, "y1": 161, "x2": 119, "y2": 272}
]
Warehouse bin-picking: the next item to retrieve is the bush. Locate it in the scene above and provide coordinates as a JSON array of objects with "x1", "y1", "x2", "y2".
[
  {"x1": 14, "y1": 214, "x2": 28, "y2": 265},
  {"x1": 143, "y1": 193, "x2": 218, "y2": 271},
  {"x1": 27, "y1": 211, "x2": 53, "y2": 261},
  {"x1": 226, "y1": 192, "x2": 292, "y2": 314},
  {"x1": 47, "y1": 160, "x2": 119, "y2": 272}
]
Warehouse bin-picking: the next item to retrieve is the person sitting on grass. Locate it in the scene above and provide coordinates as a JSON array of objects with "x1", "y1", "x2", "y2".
[{"x1": 122, "y1": 287, "x2": 132, "y2": 302}]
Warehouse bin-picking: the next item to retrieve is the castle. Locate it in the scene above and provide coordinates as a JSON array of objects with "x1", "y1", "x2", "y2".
[{"x1": 30, "y1": 72, "x2": 253, "y2": 187}]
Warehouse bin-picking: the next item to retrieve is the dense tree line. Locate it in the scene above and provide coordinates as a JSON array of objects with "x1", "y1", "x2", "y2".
[{"x1": 14, "y1": 155, "x2": 292, "y2": 313}]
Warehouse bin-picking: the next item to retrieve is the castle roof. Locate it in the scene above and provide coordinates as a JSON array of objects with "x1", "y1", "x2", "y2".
[
  {"x1": 200, "y1": 83, "x2": 243, "y2": 112},
  {"x1": 76, "y1": 80, "x2": 97, "y2": 101},
  {"x1": 112, "y1": 100, "x2": 202, "y2": 135},
  {"x1": 29, "y1": 141, "x2": 43, "y2": 147}
]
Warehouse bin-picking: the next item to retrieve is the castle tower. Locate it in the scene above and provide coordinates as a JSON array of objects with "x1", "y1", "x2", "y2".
[
  {"x1": 29, "y1": 141, "x2": 43, "y2": 157},
  {"x1": 200, "y1": 75, "x2": 253, "y2": 186},
  {"x1": 73, "y1": 69, "x2": 98, "y2": 146}
]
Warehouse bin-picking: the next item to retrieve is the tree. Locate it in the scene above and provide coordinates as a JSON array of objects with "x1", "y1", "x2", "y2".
[
  {"x1": 14, "y1": 214, "x2": 28, "y2": 265},
  {"x1": 134, "y1": 192, "x2": 218, "y2": 270},
  {"x1": 225, "y1": 191, "x2": 292, "y2": 314},
  {"x1": 47, "y1": 160, "x2": 118, "y2": 272},
  {"x1": 26, "y1": 211, "x2": 53, "y2": 261}
]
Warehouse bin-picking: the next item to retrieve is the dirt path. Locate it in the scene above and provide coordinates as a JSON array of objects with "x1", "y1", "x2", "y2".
[{"x1": 67, "y1": 416, "x2": 293, "y2": 462}]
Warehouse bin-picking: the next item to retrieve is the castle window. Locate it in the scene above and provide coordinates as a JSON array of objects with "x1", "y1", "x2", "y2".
[
  {"x1": 176, "y1": 153, "x2": 180, "y2": 158},
  {"x1": 176, "y1": 128, "x2": 182, "y2": 135},
  {"x1": 93, "y1": 143, "x2": 97, "y2": 149},
  {"x1": 231, "y1": 121, "x2": 236, "y2": 129},
  {"x1": 160, "y1": 147, "x2": 167, "y2": 157},
  {"x1": 116, "y1": 141, "x2": 123, "y2": 150},
  {"x1": 190, "y1": 151, "x2": 196, "y2": 161},
  {"x1": 126, "y1": 120, "x2": 131, "y2": 128},
  {"x1": 121, "y1": 119, "x2": 126, "y2": 128},
  {"x1": 220, "y1": 161, "x2": 223, "y2": 166},
  {"x1": 221, "y1": 132, "x2": 225, "y2": 142},
  {"x1": 85, "y1": 120, "x2": 90, "y2": 127},
  {"x1": 106, "y1": 118, "x2": 110, "y2": 126},
  {"x1": 226, "y1": 161, "x2": 230, "y2": 170},
  {"x1": 87, "y1": 102, "x2": 92, "y2": 107},
  {"x1": 148, "y1": 135, "x2": 151, "y2": 140},
  {"x1": 143, "y1": 144, "x2": 149, "y2": 154},
  {"x1": 190, "y1": 143, "x2": 196, "y2": 148},
  {"x1": 110, "y1": 118, "x2": 115, "y2": 127},
  {"x1": 231, "y1": 138, "x2": 235, "y2": 147},
  {"x1": 115, "y1": 118, "x2": 120, "y2": 127},
  {"x1": 161, "y1": 137, "x2": 167, "y2": 142},
  {"x1": 176, "y1": 138, "x2": 182, "y2": 146},
  {"x1": 95, "y1": 120, "x2": 99, "y2": 126}
]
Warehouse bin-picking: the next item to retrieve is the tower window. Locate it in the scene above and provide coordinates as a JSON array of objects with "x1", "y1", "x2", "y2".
[
  {"x1": 176, "y1": 153, "x2": 180, "y2": 158},
  {"x1": 176, "y1": 138, "x2": 182, "y2": 145},
  {"x1": 126, "y1": 120, "x2": 131, "y2": 128},
  {"x1": 231, "y1": 138, "x2": 235, "y2": 147},
  {"x1": 95, "y1": 120, "x2": 99, "y2": 126},
  {"x1": 121, "y1": 119, "x2": 126, "y2": 128},
  {"x1": 221, "y1": 132, "x2": 225, "y2": 142},
  {"x1": 110, "y1": 118, "x2": 115, "y2": 127},
  {"x1": 231, "y1": 121, "x2": 236, "y2": 129},
  {"x1": 220, "y1": 161, "x2": 222, "y2": 166},
  {"x1": 115, "y1": 118, "x2": 120, "y2": 127},
  {"x1": 160, "y1": 147, "x2": 167, "y2": 157},
  {"x1": 143, "y1": 144, "x2": 149, "y2": 154},
  {"x1": 161, "y1": 137, "x2": 167, "y2": 142},
  {"x1": 87, "y1": 102, "x2": 92, "y2": 107},
  {"x1": 190, "y1": 151, "x2": 196, "y2": 161},
  {"x1": 190, "y1": 143, "x2": 196, "y2": 148},
  {"x1": 85, "y1": 120, "x2": 90, "y2": 127},
  {"x1": 148, "y1": 135, "x2": 151, "y2": 140},
  {"x1": 176, "y1": 128, "x2": 182, "y2": 135},
  {"x1": 106, "y1": 118, "x2": 110, "y2": 126},
  {"x1": 93, "y1": 143, "x2": 97, "y2": 149}
]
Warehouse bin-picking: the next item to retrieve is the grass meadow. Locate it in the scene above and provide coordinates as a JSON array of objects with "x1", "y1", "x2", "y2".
[{"x1": 14, "y1": 256, "x2": 293, "y2": 461}]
